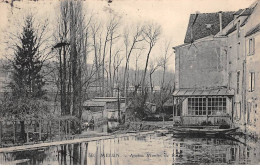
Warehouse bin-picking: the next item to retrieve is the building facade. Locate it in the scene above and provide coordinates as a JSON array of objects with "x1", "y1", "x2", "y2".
[
  {"x1": 173, "y1": 12, "x2": 235, "y2": 127},
  {"x1": 173, "y1": 0, "x2": 260, "y2": 135},
  {"x1": 217, "y1": 0, "x2": 260, "y2": 136}
]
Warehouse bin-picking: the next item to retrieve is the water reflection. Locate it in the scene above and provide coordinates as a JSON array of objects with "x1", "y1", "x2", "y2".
[{"x1": 0, "y1": 134, "x2": 260, "y2": 165}]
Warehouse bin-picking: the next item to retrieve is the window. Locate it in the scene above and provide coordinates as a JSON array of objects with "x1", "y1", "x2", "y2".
[
  {"x1": 188, "y1": 97, "x2": 226, "y2": 116},
  {"x1": 248, "y1": 38, "x2": 255, "y2": 56},
  {"x1": 249, "y1": 72, "x2": 255, "y2": 92},
  {"x1": 208, "y1": 97, "x2": 226, "y2": 115},
  {"x1": 235, "y1": 102, "x2": 241, "y2": 119},
  {"x1": 237, "y1": 71, "x2": 240, "y2": 94},
  {"x1": 188, "y1": 97, "x2": 206, "y2": 115},
  {"x1": 237, "y1": 20, "x2": 241, "y2": 38}
]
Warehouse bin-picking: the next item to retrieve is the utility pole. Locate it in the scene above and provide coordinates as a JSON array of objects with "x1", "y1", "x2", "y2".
[{"x1": 117, "y1": 85, "x2": 121, "y2": 123}]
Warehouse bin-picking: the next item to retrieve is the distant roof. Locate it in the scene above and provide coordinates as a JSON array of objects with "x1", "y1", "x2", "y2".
[
  {"x1": 92, "y1": 97, "x2": 125, "y2": 103},
  {"x1": 245, "y1": 23, "x2": 260, "y2": 37},
  {"x1": 83, "y1": 101, "x2": 106, "y2": 107},
  {"x1": 173, "y1": 88, "x2": 234, "y2": 96},
  {"x1": 184, "y1": 12, "x2": 234, "y2": 43}
]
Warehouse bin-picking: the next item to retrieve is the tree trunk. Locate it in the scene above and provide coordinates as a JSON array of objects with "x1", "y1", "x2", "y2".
[
  {"x1": 109, "y1": 33, "x2": 113, "y2": 96},
  {"x1": 142, "y1": 47, "x2": 152, "y2": 94},
  {"x1": 20, "y1": 121, "x2": 26, "y2": 142},
  {"x1": 150, "y1": 73, "x2": 153, "y2": 93}
]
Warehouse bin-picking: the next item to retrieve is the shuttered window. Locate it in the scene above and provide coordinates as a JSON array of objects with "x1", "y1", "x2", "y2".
[
  {"x1": 248, "y1": 72, "x2": 255, "y2": 92},
  {"x1": 248, "y1": 38, "x2": 255, "y2": 56}
]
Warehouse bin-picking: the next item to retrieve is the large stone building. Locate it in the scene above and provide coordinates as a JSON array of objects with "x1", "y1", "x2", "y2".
[
  {"x1": 216, "y1": 0, "x2": 260, "y2": 136},
  {"x1": 173, "y1": 11, "x2": 235, "y2": 126},
  {"x1": 173, "y1": 0, "x2": 260, "y2": 136}
]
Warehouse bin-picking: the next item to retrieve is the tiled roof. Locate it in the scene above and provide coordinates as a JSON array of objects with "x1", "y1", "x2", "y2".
[
  {"x1": 240, "y1": 7, "x2": 255, "y2": 16},
  {"x1": 245, "y1": 23, "x2": 260, "y2": 37},
  {"x1": 241, "y1": 5, "x2": 257, "y2": 27},
  {"x1": 184, "y1": 12, "x2": 234, "y2": 43},
  {"x1": 241, "y1": 16, "x2": 250, "y2": 27},
  {"x1": 233, "y1": 9, "x2": 244, "y2": 15},
  {"x1": 173, "y1": 88, "x2": 234, "y2": 96},
  {"x1": 225, "y1": 24, "x2": 237, "y2": 36}
]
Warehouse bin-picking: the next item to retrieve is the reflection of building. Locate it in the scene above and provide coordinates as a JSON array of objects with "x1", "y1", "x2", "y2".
[{"x1": 172, "y1": 137, "x2": 258, "y2": 165}]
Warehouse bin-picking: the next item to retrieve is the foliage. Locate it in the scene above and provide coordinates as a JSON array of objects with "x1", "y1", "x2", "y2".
[
  {"x1": 0, "y1": 93, "x2": 53, "y2": 120},
  {"x1": 129, "y1": 89, "x2": 149, "y2": 120},
  {"x1": 10, "y1": 15, "x2": 45, "y2": 98}
]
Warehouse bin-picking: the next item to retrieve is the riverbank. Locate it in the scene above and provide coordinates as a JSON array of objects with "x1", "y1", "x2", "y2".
[
  {"x1": 111, "y1": 121, "x2": 174, "y2": 133},
  {"x1": 2, "y1": 120, "x2": 259, "y2": 153},
  {"x1": 0, "y1": 130, "x2": 158, "y2": 153}
]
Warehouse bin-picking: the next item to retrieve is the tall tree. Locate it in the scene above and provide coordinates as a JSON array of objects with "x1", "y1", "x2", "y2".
[
  {"x1": 6, "y1": 14, "x2": 48, "y2": 142},
  {"x1": 11, "y1": 15, "x2": 45, "y2": 98},
  {"x1": 123, "y1": 25, "x2": 144, "y2": 103},
  {"x1": 55, "y1": 0, "x2": 92, "y2": 133},
  {"x1": 141, "y1": 23, "x2": 161, "y2": 94}
]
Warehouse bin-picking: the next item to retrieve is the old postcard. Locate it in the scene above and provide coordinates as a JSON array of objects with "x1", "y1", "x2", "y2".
[{"x1": 0, "y1": 0, "x2": 259, "y2": 165}]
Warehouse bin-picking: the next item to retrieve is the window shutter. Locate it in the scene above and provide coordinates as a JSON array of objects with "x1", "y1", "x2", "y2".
[
  {"x1": 246, "y1": 39, "x2": 249, "y2": 55},
  {"x1": 253, "y1": 38, "x2": 255, "y2": 55},
  {"x1": 252, "y1": 72, "x2": 255, "y2": 91},
  {"x1": 248, "y1": 72, "x2": 252, "y2": 91}
]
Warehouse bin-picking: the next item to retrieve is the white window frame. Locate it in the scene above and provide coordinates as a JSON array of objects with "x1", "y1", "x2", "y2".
[
  {"x1": 249, "y1": 72, "x2": 255, "y2": 92},
  {"x1": 248, "y1": 38, "x2": 255, "y2": 56}
]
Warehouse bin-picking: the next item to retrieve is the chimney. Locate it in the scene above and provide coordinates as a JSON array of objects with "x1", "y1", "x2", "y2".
[{"x1": 218, "y1": 11, "x2": 223, "y2": 32}]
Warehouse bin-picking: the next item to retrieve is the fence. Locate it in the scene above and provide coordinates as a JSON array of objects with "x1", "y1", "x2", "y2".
[{"x1": 0, "y1": 118, "x2": 80, "y2": 148}]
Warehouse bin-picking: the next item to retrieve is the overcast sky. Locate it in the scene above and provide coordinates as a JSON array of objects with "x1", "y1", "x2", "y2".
[{"x1": 0, "y1": 0, "x2": 256, "y2": 71}]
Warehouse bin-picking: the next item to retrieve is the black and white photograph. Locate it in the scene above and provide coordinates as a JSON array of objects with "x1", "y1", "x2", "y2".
[{"x1": 0, "y1": 0, "x2": 259, "y2": 165}]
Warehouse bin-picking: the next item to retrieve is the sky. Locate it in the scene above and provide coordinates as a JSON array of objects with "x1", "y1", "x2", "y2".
[{"x1": 0, "y1": 0, "x2": 256, "y2": 71}]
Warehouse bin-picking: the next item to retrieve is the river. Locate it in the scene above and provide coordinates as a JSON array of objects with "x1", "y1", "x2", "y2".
[{"x1": 0, "y1": 130, "x2": 260, "y2": 165}]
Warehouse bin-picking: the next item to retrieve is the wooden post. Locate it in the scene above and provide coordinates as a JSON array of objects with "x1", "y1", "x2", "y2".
[
  {"x1": 27, "y1": 128, "x2": 29, "y2": 143},
  {"x1": 59, "y1": 119, "x2": 61, "y2": 140},
  {"x1": 206, "y1": 96, "x2": 208, "y2": 124},
  {"x1": 65, "y1": 120, "x2": 68, "y2": 139},
  {"x1": 25, "y1": 120, "x2": 28, "y2": 143},
  {"x1": 13, "y1": 121, "x2": 16, "y2": 144},
  {"x1": 68, "y1": 120, "x2": 71, "y2": 137},
  {"x1": 49, "y1": 120, "x2": 52, "y2": 141},
  {"x1": 46, "y1": 120, "x2": 48, "y2": 140},
  {"x1": 0, "y1": 121, "x2": 2, "y2": 146},
  {"x1": 39, "y1": 120, "x2": 42, "y2": 141},
  {"x1": 173, "y1": 96, "x2": 175, "y2": 120}
]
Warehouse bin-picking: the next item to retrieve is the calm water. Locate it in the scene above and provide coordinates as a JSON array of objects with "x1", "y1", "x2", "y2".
[{"x1": 0, "y1": 133, "x2": 260, "y2": 165}]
